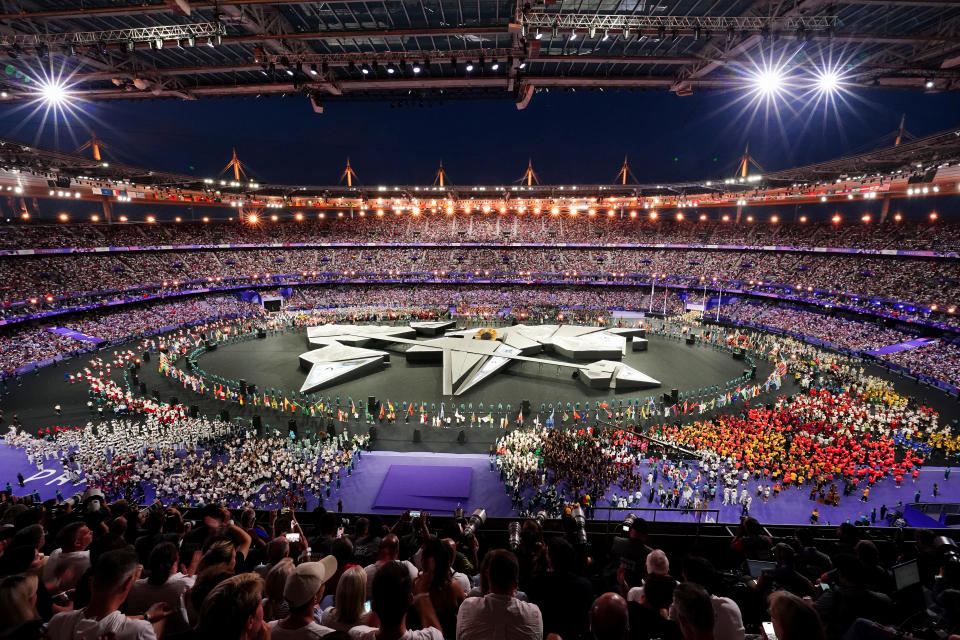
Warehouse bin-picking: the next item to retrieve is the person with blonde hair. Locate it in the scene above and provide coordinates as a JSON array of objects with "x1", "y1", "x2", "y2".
[
  {"x1": 0, "y1": 574, "x2": 42, "y2": 639},
  {"x1": 319, "y1": 566, "x2": 375, "y2": 632},
  {"x1": 198, "y1": 572, "x2": 268, "y2": 640},
  {"x1": 768, "y1": 591, "x2": 824, "y2": 640},
  {"x1": 262, "y1": 558, "x2": 295, "y2": 622}
]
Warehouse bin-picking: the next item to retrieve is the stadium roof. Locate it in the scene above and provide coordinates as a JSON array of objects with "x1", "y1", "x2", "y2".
[{"x1": 1, "y1": 0, "x2": 960, "y2": 108}]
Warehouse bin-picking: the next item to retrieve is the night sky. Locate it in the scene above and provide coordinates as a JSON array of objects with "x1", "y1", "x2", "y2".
[{"x1": 2, "y1": 87, "x2": 960, "y2": 185}]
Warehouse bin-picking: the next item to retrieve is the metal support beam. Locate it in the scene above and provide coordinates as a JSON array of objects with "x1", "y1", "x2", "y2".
[
  {"x1": 0, "y1": 21, "x2": 225, "y2": 47},
  {"x1": 518, "y1": 13, "x2": 839, "y2": 32}
]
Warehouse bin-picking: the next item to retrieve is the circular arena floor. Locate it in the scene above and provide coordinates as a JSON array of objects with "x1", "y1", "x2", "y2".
[{"x1": 194, "y1": 328, "x2": 764, "y2": 412}]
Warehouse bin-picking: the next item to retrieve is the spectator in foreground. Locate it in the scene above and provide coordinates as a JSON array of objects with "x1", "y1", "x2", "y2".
[
  {"x1": 768, "y1": 590, "x2": 825, "y2": 640},
  {"x1": 590, "y1": 592, "x2": 630, "y2": 640},
  {"x1": 352, "y1": 560, "x2": 443, "y2": 639},
  {"x1": 262, "y1": 558, "x2": 296, "y2": 622},
  {"x1": 197, "y1": 572, "x2": 267, "y2": 640},
  {"x1": 0, "y1": 574, "x2": 43, "y2": 640},
  {"x1": 671, "y1": 582, "x2": 715, "y2": 640},
  {"x1": 47, "y1": 549, "x2": 172, "y2": 640},
  {"x1": 42, "y1": 522, "x2": 93, "y2": 592},
  {"x1": 528, "y1": 537, "x2": 593, "y2": 640},
  {"x1": 319, "y1": 566, "x2": 374, "y2": 633},
  {"x1": 681, "y1": 556, "x2": 744, "y2": 640},
  {"x1": 456, "y1": 549, "x2": 542, "y2": 640},
  {"x1": 269, "y1": 558, "x2": 338, "y2": 640},
  {"x1": 363, "y1": 535, "x2": 417, "y2": 600},
  {"x1": 127, "y1": 542, "x2": 194, "y2": 633},
  {"x1": 627, "y1": 573, "x2": 680, "y2": 640}
]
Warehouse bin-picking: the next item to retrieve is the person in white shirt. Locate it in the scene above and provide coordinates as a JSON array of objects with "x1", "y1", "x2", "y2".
[
  {"x1": 349, "y1": 560, "x2": 443, "y2": 640},
  {"x1": 43, "y1": 522, "x2": 93, "y2": 592},
  {"x1": 455, "y1": 549, "x2": 542, "y2": 640},
  {"x1": 270, "y1": 557, "x2": 338, "y2": 640},
  {"x1": 126, "y1": 542, "x2": 194, "y2": 634},
  {"x1": 47, "y1": 549, "x2": 172, "y2": 640},
  {"x1": 363, "y1": 534, "x2": 418, "y2": 599}
]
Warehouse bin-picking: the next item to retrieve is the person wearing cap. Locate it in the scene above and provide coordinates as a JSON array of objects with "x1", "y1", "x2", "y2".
[{"x1": 269, "y1": 557, "x2": 338, "y2": 640}]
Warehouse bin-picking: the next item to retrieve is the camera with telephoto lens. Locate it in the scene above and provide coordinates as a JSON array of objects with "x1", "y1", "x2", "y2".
[
  {"x1": 534, "y1": 510, "x2": 548, "y2": 528},
  {"x1": 508, "y1": 521, "x2": 521, "y2": 550},
  {"x1": 570, "y1": 504, "x2": 588, "y2": 545},
  {"x1": 462, "y1": 508, "x2": 487, "y2": 539}
]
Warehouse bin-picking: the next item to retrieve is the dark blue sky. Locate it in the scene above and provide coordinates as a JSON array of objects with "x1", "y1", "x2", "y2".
[{"x1": 3, "y1": 87, "x2": 960, "y2": 185}]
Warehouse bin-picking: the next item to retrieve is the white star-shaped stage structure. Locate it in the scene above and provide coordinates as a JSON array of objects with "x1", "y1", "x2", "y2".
[{"x1": 297, "y1": 323, "x2": 659, "y2": 395}]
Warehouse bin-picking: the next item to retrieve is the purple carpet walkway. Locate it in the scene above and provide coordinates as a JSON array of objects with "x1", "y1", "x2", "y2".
[{"x1": 2, "y1": 443, "x2": 957, "y2": 526}]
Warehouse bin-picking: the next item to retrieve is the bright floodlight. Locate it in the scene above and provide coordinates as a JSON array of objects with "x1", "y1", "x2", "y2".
[
  {"x1": 39, "y1": 80, "x2": 69, "y2": 105},
  {"x1": 815, "y1": 69, "x2": 842, "y2": 94},
  {"x1": 751, "y1": 67, "x2": 784, "y2": 97}
]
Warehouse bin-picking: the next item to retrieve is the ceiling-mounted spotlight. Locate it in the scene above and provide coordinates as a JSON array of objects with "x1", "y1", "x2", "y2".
[
  {"x1": 491, "y1": 58, "x2": 499, "y2": 71},
  {"x1": 623, "y1": 27, "x2": 631, "y2": 39},
  {"x1": 602, "y1": 29, "x2": 609, "y2": 41},
  {"x1": 726, "y1": 26, "x2": 735, "y2": 41},
  {"x1": 309, "y1": 63, "x2": 318, "y2": 75},
  {"x1": 361, "y1": 62, "x2": 370, "y2": 75},
  {"x1": 155, "y1": 38, "x2": 163, "y2": 49},
  {"x1": 694, "y1": 26, "x2": 701, "y2": 40},
  {"x1": 588, "y1": 26, "x2": 596, "y2": 38},
  {"x1": 521, "y1": 21, "x2": 528, "y2": 37},
  {"x1": 656, "y1": 26, "x2": 665, "y2": 41},
  {"x1": 569, "y1": 28, "x2": 577, "y2": 40},
  {"x1": 386, "y1": 64, "x2": 395, "y2": 74},
  {"x1": 126, "y1": 40, "x2": 135, "y2": 52},
  {"x1": 187, "y1": 36, "x2": 196, "y2": 47},
  {"x1": 535, "y1": 28, "x2": 542, "y2": 40},
  {"x1": 295, "y1": 61, "x2": 303, "y2": 73},
  {"x1": 412, "y1": 63, "x2": 422, "y2": 74},
  {"x1": 518, "y1": 58, "x2": 527, "y2": 69},
  {"x1": 465, "y1": 60, "x2": 474, "y2": 72},
  {"x1": 552, "y1": 22, "x2": 559, "y2": 38},
  {"x1": 925, "y1": 78, "x2": 935, "y2": 89}
]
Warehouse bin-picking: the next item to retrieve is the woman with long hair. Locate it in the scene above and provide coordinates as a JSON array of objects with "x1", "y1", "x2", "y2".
[
  {"x1": 261, "y1": 558, "x2": 295, "y2": 622},
  {"x1": 0, "y1": 574, "x2": 42, "y2": 639},
  {"x1": 414, "y1": 537, "x2": 465, "y2": 639},
  {"x1": 320, "y1": 566, "x2": 375, "y2": 632}
]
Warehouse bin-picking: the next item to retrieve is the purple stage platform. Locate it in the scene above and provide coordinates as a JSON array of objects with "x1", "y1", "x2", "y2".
[{"x1": 373, "y1": 465, "x2": 472, "y2": 511}]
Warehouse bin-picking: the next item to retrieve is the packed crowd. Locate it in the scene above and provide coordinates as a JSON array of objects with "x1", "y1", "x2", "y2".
[
  {"x1": 885, "y1": 340, "x2": 960, "y2": 389},
  {"x1": 3, "y1": 216, "x2": 957, "y2": 251},
  {"x1": 719, "y1": 302, "x2": 914, "y2": 352},
  {"x1": 720, "y1": 301, "x2": 960, "y2": 390},
  {"x1": 1, "y1": 247, "x2": 957, "y2": 314},
  {"x1": 0, "y1": 297, "x2": 263, "y2": 376}
]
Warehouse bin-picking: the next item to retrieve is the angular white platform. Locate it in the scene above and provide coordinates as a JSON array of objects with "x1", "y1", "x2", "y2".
[
  {"x1": 298, "y1": 343, "x2": 390, "y2": 392},
  {"x1": 577, "y1": 360, "x2": 661, "y2": 391},
  {"x1": 410, "y1": 320, "x2": 457, "y2": 336},
  {"x1": 297, "y1": 323, "x2": 660, "y2": 396}
]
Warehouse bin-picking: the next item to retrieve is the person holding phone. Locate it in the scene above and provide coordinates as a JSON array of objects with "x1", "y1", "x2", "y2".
[{"x1": 319, "y1": 566, "x2": 376, "y2": 632}]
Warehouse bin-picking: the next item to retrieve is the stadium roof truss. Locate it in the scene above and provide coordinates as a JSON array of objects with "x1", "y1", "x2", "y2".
[{"x1": 0, "y1": 0, "x2": 959, "y2": 107}]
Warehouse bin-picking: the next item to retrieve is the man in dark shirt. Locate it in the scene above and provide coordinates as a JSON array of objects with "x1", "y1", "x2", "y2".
[
  {"x1": 628, "y1": 574, "x2": 681, "y2": 640},
  {"x1": 529, "y1": 537, "x2": 594, "y2": 640}
]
